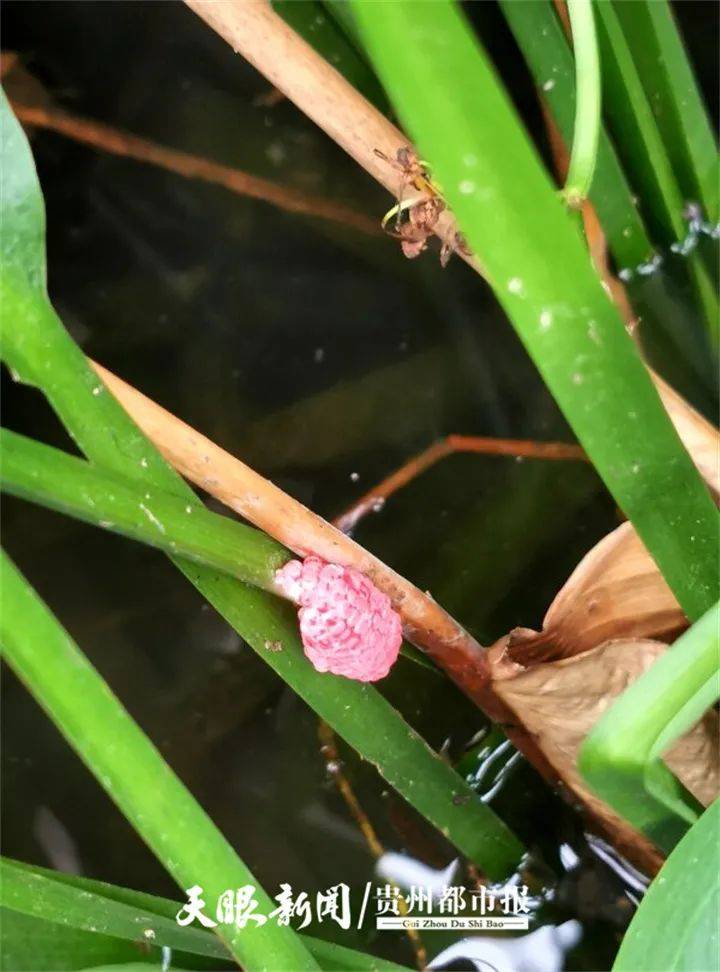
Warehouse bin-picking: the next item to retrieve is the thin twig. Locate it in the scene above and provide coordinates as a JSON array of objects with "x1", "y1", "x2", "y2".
[
  {"x1": 335, "y1": 435, "x2": 587, "y2": 534},
  {"x1": 318, "y1": 721, "x2": 427, "y2": 970},
  {"x1": 10, "y1": 101, "x2": 378, "y2": 236}
]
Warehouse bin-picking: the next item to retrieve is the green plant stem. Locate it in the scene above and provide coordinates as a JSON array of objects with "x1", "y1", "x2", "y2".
[
  {"x1": 350, "y1": 0, "x2": 720, "y2": 623},
  {"x1": 499, "y1": 0, "x2": 652, "y2": 268},
  {"x1": 579, "y1": 601, "x2": 720, "y2": 851},
  {"x1": 563, "y1": 0, "x2": 601, "y2": 207},
  {"x1": 0, "y1": 552, "x2": 319, "y2": 972},
  {"x1": 0, "y1": 428, "x2": 290, "y2": 591}
]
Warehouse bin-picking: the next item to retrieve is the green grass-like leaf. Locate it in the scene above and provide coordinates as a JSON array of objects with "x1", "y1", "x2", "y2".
[
  {"x1": 612, "y1": 800, "x2": 720, "y2": 971},
  {"x1": 0, "y1": 553, "x2": 320, "y2": 971},
  {"x1": 611, "y1": 0, "x2": 718, "y2": 225},
  {"x1": 593, "y1": 0, "x2": 718, "y2": 342}
]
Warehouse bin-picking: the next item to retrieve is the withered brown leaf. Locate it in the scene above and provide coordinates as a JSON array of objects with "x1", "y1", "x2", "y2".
[
  {"x1": 492, "y1": 638, "x2": 718, "y2": 811},
  {"x1": 488, "y1": 369, "x2": 719, "y2": 872},
  {"x1": 503, "y1": 521, "x2": 686, "y2": 666}
]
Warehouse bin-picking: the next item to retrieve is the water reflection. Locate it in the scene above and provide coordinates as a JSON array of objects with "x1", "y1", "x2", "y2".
[{"x1": 429, "y1": 920, "x2": 582, "y2": 972}]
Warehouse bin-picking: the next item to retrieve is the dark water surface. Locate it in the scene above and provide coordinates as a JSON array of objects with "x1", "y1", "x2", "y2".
[{"x1": 1, "y1": 3, "x2": 716, "y2": 970}]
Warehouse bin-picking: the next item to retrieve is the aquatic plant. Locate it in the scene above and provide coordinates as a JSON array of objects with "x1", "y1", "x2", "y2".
[{"x1": 1, "y1": 2, "x2": 717, "y2": 970}]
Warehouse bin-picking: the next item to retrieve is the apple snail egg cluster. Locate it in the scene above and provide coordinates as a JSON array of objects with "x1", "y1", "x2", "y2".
[{"x1": 275, "y1": 556, "x2": 402, "y2": 682}]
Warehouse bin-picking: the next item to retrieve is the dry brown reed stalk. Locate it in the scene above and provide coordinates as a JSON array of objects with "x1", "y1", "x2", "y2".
[
  {"x1": 89, "y1": 360, "x2": 493, "y2": 690},
  {"x1": 184, "y1": 0, "x2": 480, "y2": 274}
]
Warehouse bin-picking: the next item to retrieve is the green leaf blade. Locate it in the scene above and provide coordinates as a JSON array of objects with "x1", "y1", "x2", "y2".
[
  {"x1": 613, "y1": 800, "x2": 720, "y2": 971},
  {"x1": 1, "y1": 858, "x2": 413, "y2": 972},
  {"x1": 593, "y1": 0, "x2": 718, "y2": 341},
  {"x1": 611, "y1": 0, "x2": 719, "y2": 224},
  {"x1": 579, "y1": 601, "x2": 719, "y2": 851},
  {"x1": 0, "y1": 553, "x2": 320, "y2": 972}
]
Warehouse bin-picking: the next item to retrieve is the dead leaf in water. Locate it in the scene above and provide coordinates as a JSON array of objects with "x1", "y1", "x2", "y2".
[
  {"x1": 489, "y1": 384, "x2": 719, "y2": 872},
  {"x1": 493, "y1": 639, "x2": 718, "y2": 807},
  {"x1": 500, "y1": 382, "x2": 719, "y2": 668},
  {"x1": 491, "y1": 638, "x2": 719, "y2": 871}
]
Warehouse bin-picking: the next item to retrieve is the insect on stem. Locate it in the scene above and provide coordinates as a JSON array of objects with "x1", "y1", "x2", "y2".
[{"x1": 375, "y1": 146, "x2": 468, "y2": 265}]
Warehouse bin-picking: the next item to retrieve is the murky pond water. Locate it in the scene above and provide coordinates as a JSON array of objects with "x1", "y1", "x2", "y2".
[{"x1": 2, "y1": 3, "x2": 716, "y2": 970}]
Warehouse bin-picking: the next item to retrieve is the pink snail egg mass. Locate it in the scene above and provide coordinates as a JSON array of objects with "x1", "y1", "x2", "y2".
[{"x1": 275, "y1": 556, "x2": 402, "y2": 682}]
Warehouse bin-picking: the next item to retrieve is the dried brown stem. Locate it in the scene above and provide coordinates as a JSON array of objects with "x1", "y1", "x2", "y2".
[
  {"x1": 89, "y1": 359, "x2": 494, "y2": 692},
  {"x1": 553, "y1": 0, "x2": 572, "y2": 37},
  {"x1": 183, "y1": 0, "x2": 485, "y2": 276},
  {"x1": 318, "y1": 721, "x2": 427, "y2": 970},
  {"x1": 10, "y1": 101, "x2": 378, "y2": 236},
  {"x1": 335, "y1": 435, "x2": 587, "y2": 534}
]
